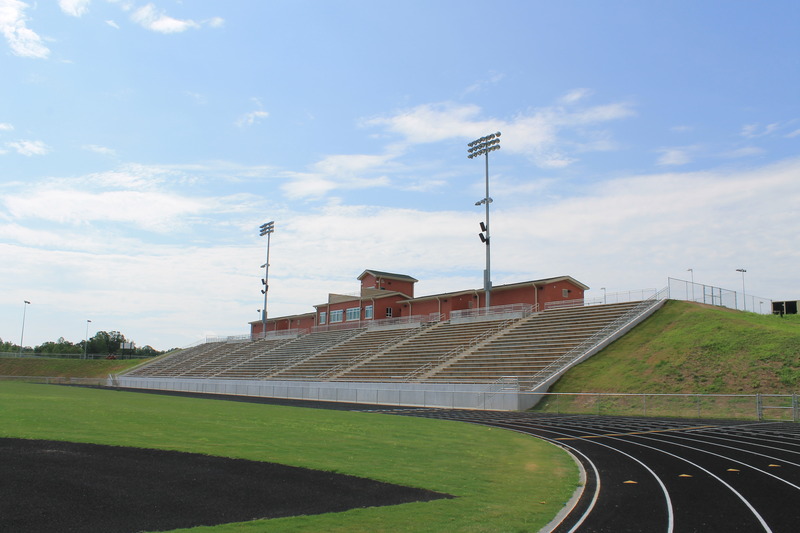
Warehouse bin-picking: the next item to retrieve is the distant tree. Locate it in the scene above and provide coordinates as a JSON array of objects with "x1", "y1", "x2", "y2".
[
  {"x1": 135, "y1": 345, "x2": 160, "y2": 356},
  {"x1": 35, "y1": 337, "x2": 82, "y2": 355},
  {"x1": 0, "y1": 338, "x2": 18, "y2": 353}
]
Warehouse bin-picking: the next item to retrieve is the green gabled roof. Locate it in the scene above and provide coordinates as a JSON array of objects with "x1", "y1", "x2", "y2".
[{"x1": 357, "y1": 270, "x2": 419, "y2": 283}]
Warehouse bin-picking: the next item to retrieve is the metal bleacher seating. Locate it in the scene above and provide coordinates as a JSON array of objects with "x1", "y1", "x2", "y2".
[{"x1": 126, "y1": 302, "x2": 646, "y2": 387}]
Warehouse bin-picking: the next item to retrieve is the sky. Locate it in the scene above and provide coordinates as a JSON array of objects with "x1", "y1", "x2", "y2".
[{"x1": 1, "y1": 1, "x2": 798, "y2": 350}]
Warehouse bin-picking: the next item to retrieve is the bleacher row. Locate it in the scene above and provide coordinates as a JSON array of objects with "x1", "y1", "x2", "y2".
[{"x1": 125, "y1": 302, "x2": 641, "y2": 384}]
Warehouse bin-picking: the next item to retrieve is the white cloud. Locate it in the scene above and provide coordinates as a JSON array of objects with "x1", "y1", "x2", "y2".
[
  {"x1": 559, "y1": 88, "x2": 593, "y2": 104},
  {"x1": 720, "y1": 146, "x2": 765, "y2": 159},
  {"x1": 236, "y1": 98, "x2": 270, "y2": 127},
  {"x1": 206, "y1": 16, "x2": 224, "y2": 28},
  {"x1": 656, "y1": 146, "x2": 694, "y2": 166},
  {"x1": 0, "y1": 0, "x2": 50, "y2": 58},
  {"x1": 83, "y1": 144, "x2": 117, "y2": 156},
  {"x1": 130, "y1": 3, "x2": 199, "y2": 33},
  {"x1": 463, "y1": 71, "x2": 505, "y2": 95},
  {"x1": 105, "y1": 19, "x2": 119, "y2": 29},
  {"x1": 6, "y1": 139, "x2": 49, "y2": 156},
  {"x1": 786, "y1": 128, "x2": 800, "y2": 138},
  {"x1": 741, "y1": 122, "x2": 780, "y2": 139},
  {"x1": 2, "y1": 156, "x2": 798, "y2": 349},
  {"x1": 58, "y1": 0, "x2": 91, "y2": 17},
  {"x1": 0, "y1": 122, "x2": 13, "y2": 131},
  {"x1": 236, "y1": 110, "x2": 269, "y2": 127},
  {"x1": 364, "y1": 93, "x2": 634, "y2": 169}
]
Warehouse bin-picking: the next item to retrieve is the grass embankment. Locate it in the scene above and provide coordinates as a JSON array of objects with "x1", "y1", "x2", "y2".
[
  {"x1": 0, "y1": 356, "x2": 143, "y2": 378},
  {"x1": 535, "y1": 300, "x2": 800, "y2": 419},
  {"x1": 0, "y1": 382, "x2": 578, "y2": 533},
  {"x1": 549, "y1": 300, "x2": 800, "y2": 395}
]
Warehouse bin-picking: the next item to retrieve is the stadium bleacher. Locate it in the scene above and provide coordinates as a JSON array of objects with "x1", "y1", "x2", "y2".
[{"x1": 126, "y1": 301, "x2": 644, "y2": 388}]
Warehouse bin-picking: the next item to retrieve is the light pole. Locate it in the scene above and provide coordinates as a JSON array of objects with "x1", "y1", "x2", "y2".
[
  {"x1": 259, "y1": 221, "x2": 275, "y2": 336},
  {"x1": 84, "y1": 319, "x2": 92, "y2": 360},
  {"x1": 601, "y1": 287, "x2": 607, "y2": 305},
  {"x1": 468, "y1": 131, "x2": 501, "y2": 309},
  {"x1": 687, "y1": 268, "x2": 694, "y2": 302},
  {"x1": 736, "y1": 268, "x2": 747, "y2": 311},
  {"x1": 18, "y1": 300, "x2": 30, "y2": 357}
]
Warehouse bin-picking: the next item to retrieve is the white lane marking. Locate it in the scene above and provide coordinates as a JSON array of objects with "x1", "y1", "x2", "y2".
[
  {"x1": 628, "y1": 433, "x2": 800, "y2": 492},
  {"x1": 599, "y1": 434, "x2": 773, "y2": 533},
  {"x1": 503, "y1": 423, "x2": 674, "y2": 533}
]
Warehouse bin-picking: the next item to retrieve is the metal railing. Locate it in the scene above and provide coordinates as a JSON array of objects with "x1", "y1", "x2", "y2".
[
  {"x1": 404, "y1": 317, "x2": 519, "y2": 381},
  {"x1": 319, "y1": 322, "x2": 433, "y2": 380},
  {"x1": 450, "y1": 303, "x2": 535, "y2": 322},
  {"x1": 525, "y1": 287, "x2": 669, "y2": 390},
  {"x1": 534, "y1": 392, "x2": 800, "y2": 421}
]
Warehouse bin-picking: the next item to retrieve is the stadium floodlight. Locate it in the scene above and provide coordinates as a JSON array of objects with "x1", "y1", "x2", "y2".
[
  {"x1": 18, "y1": 300, "x2": 30, "y2": 358},
  {"x1": 736, "y1": 268, "x2": 747, "y2": 311},
  {"x1": 468, "y1": 132, "x2": 501, "y2": 308},
  {"x1": 259, "y1": 221, "x2": 276, "y2": 335},
  {"x1": 84, "y1": 319, "x2": 92, "y2": 360}
]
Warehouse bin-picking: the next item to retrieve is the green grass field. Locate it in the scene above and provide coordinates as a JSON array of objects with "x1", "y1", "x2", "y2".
[{"x1": 0, "y1": 382, "x2": 578, "y2": 532}]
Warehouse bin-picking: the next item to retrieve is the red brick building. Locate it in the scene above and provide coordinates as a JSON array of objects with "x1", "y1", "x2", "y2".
[{"x1": 250, "y1": 269, "x2": 588, "y2": 337}]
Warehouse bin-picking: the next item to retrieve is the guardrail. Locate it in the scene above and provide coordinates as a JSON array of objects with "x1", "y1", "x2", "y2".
[
  {"x1": 0, "y1": 376, "x2": 108, "y2": 385},
  {"x1": 450, "y1": 303, "x2": 535, "y2": 322}
]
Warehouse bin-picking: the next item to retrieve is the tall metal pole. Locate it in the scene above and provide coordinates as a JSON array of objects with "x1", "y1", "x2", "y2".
[
  {"x1": 468, "y1": 132, "x2": 501, "y2": 309},
  {"x1": 687, "y1": 268, "x2": 694, "y2": 302},
  {"x1": 18, "y1": 300, "x2": 30, "y2": 357},
  {"x1": 84, "y1": 319, "x2": 92, "y2": 360},
  {"x1": 736, "y1": 268, "x2": 747, "y2": 311},
  {"x1": 259, "y1": 221, "x2": 275, "y2": 336}
]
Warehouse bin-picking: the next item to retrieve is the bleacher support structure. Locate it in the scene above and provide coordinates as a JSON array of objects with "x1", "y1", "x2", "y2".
[{"x1": 115, "y1": 293, "x2": 668, "y2": 410}]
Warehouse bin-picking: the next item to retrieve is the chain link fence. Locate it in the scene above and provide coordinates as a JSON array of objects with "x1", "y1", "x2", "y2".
[
  {"x1": 533, "y1": 392, "x2": 798, "y2": 421},
  {"x1": 668, "y1": 277, "x2": 772, "y2": 314}
]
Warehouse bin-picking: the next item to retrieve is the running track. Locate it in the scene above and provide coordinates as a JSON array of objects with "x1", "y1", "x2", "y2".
[{"x1": 387, "y1": 409, "x2": 800, "y2": 533}]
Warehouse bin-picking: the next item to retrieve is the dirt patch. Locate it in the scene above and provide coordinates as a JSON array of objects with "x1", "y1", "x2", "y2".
[{"x1": 0, "y1": 437, "x2": 451, "y2": 533}]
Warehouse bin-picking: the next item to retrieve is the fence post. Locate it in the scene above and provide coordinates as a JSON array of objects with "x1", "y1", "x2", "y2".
[
  {"x1": 794, "y1": 394, "x2": 798, "y2": 423},
  {"x1": 756, "y1": 393, "x2": 763, "y2": 421},
  {"x1": 643, "y1": 394, "x2": 647, "y2": 417}
]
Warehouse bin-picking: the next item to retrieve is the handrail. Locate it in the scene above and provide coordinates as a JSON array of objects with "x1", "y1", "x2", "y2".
[
  {"x1": 319, "y1": 322, "x2": 432, "y2": 379},
  {"x1": 404, "y1": 318, "x2": 519, "y2": 381},
  {"x1": 524, "y1": 287, "x2": 669, "y2": 390}
]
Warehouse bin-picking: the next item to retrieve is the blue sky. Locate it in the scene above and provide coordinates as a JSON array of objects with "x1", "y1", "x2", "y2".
[{"x1": 1, "y1": 1, "x2": 798, "y2": 350}]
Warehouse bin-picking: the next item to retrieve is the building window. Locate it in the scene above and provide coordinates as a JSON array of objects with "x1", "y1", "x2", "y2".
[
  {"x1": 562, "y1": 289, "x2": 570, "y2": 298},
  {"x1": 330, "y1": 310, "x2": 343, "y2": 323},
  {"x1": 385, "y1": 307, "x2": 393, "y2": 318},
  {"x1": 364, "y1": 305, "x2": 373, "y2": 319},
  {"x1": 346, "y1": 307, "x2": 360, "y2": 321},
  {"x1": 319, "y1": 312, "x2": 327, "y2": 325}
]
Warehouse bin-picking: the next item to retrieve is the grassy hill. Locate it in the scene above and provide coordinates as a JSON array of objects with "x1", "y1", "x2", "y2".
[
  {"x1": 550, "y1": 300, "x2": 800, "y2": 394},
  {"x1": 0, "y1": 356, "x2": 144, "y2": 378}
]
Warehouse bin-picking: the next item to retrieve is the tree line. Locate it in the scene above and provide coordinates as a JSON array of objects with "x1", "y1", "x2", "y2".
[{"x1": 0, "y1": 331, "x2": 164, "y2": 358}]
